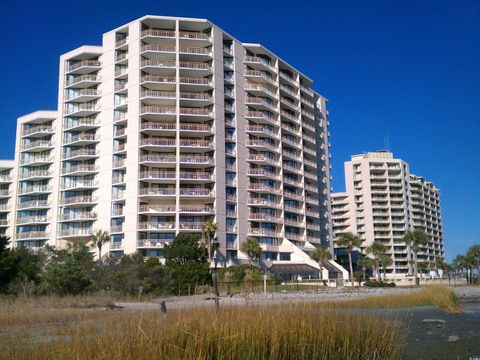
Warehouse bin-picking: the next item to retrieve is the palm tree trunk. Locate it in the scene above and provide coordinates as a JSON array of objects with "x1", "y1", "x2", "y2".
[
  {"x1": 414, "y1": 252, "x2": 419, "y2": 285},
  {"x1": 362, "y1": 268, "x2": 366, "y2": 281},
  {"x1": 348, "y1": 251, "x2": 353, "y2": 283},
  {"x1": 375, "y1": 260, "x2": 380, "y2": 281},
  {"x1": 319, "y1": 262, "x2": 323, "y2": 281}
]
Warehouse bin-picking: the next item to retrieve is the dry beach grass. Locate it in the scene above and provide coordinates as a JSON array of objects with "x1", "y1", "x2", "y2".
[{"x1": 0, "y1": 286, "x2": 461, "y2": 360}]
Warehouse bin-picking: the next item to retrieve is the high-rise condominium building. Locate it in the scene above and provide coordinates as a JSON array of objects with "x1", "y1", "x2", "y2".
[
  {"x1": 332, "y1": 151, "x2": 444, "y2": 276},
  {"x1": 0, "y1": 161, "x2": 14, "y2": 237},
  {"x1": 0, "y1": 15, "x2": 343, "y2": 274}
]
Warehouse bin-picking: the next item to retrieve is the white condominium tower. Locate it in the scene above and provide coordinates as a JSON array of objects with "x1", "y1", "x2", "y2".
[
  {"x1": 332, "y1": 151, "x2": 444, "y2": 276},
  {"x1": 0, "y1": 161, "x2": 14, "y2": 237},
  {"x1": 1, "y1": 15, "x2": 338, "y2": 271}
]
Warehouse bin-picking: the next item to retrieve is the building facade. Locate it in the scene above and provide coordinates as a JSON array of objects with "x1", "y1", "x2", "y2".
[
  {"x1": 332, "y1": 151, "x2": 445, "y2": 276},
  {"x1": 0, "y1": 161, "x2": 14, "y2": 237},
  {"x1": 1, "y1": 15, "x2": 342, "y2": 272}
]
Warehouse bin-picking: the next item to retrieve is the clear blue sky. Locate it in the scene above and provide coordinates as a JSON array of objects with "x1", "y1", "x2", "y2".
[{"x1": 1, "y1": 0, "x2": 478, "y2": 261}]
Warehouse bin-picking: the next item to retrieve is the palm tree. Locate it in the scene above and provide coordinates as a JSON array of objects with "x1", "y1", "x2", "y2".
[
  {"x1": 309, "y1": 246, "x2": 332, "y2": 281},
  {"x1": 201, "y1": 219, "x2": 218, "y2": 264},
  {"x1": 365, "y1": 241, "x2": 386, "y2": 281},
  {"x1": 90, "y1": 230, "x2": 110, "y2": 262},
  {"x1": 379, "y1": 256, "x2": 393, "y2": 281},
  {"x1": 466, "y1": 245, "x2": 480, "y2": 282},
  {"x1": 240, "y1": 237, "x2": 262, "y2": 268},
  {"x1": 403, "y1": 229, "x2": 429, "y2": 285},
  {"x1": 336, "y1": 233, "x2": 363, "y2": 283},
  {"x1": 357, "y1": 256, "x2": 373, "y2": 281}
]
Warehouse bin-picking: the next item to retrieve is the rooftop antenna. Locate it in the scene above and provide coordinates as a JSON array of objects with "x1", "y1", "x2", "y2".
[{"x1": 384, "y1": 135, "x2": 391, "y2": 152}]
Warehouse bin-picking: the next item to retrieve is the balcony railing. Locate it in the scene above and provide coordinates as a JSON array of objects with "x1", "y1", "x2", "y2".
[
  {"x1": 179, "y1": 123, "x2": 210, "y2": 131},
  {"x1": 16, "y1": 215, "x2": 49, "y2": 224},
  {"x1": 179, "y1": 172, "x2": 212, "y2": 180},
  {"x1": 141, "y1": 59, "x2": 176, "y2": 68},
  {"x1": 179, "y1": 107, "x2": 211, "y2": 116},
  {"x1": 63, "y1": 133, "x2": 98, "y2": 144},
  {"x1": 18, "y1": 185, "x2": 50, "y2": 194},
  {"x1": 179, "y1": 46, "x2": 211, "y2": 55},
  {"x1": 179, "y1": 139, "x2": 212, "y2": 148},
  {"x1": 248, "y1": 213, "x2": 281, "y2": 222},
  {"x1": 22, "y1": 126, "x2": 53, "y2": 136},
  {"x1": 141, "y1": 122, "x2": 176, "y2": 131},
  {"x1": 66, "y1": 89, "x2": 100, "y2": 100},
  {"x1": 179, "y1": 222, "x2": 204, "y2": 230},
  {"x1": 61, "y1": 181, "x2": 97, "y2": 190},
  {"x1": 244, "y1": 56, "x2": 276, "y2": 71},
  {"x1": 62, "y1": 149, "x2": 97, "y2": 159},
  {"x1": 179, "y1": 61, "x2": 211, "y2": 70},
  {"x1": 141, "y1": 29, "x2": 176, "y2": 38},
  {"x1": 59, "y1": 229, "x2": 92, "y2": 237},
  {"x1": 66, "y1": 75, "x2": 100, "y2": 86},
  {"x1": 179, "y1": 188, "x2": 212, "y2": 196},
  {"x1": 15, "y1": 231, "x2": 49, "y2": 240},
  {"x1": 63, "y1": 118, "x2": 97, "y2": 130},
  {"x1": 67, "y1": 60, "x2": 101, "y2": 72},
  {"x1": 178, "y1": 205, "x2": 213, "y2": 213},
  {"x1": 245, "y1": 70, "x2": 277, "y2": 85},
  {"x1": 59, "y1": 212, "x2": 96, "y2": 221},
  {"x1": 139, "y1": 171, "x2": 176, "y2": 179},
  {"x1": 140, "y1": 138, "x2": 176, "y2": 147},
  {"x1": 141, "y1": 44, "x2": 175, "y2": 53},
  {"x1": 179, "y1": 31, "x2": 210, "y2": 40},
  {"x1": 180, "y1": 92, "x2": 213, "y2": 101},
  {"x1": 139, "y1": 188, "x2": 176, "y2": 196},
  {"x1": 139, "y1": 205, "x2": 176, "y2": 213},
  {"x1": 141, "y1": 105, "x2": 176, "y2": 114},
  {"x1": 17, "y1": 200, "x2": 49, "y2": 209},
  {"x1": 60, "y1": 196, "x2": 95, "y2": 205},
  {"x1": 20, "y1": 170, "x2": 51, "y2": 179},
  {"x1": 247, "y1": 184, "x2": 279, "y2": 193},
  {"x1": 140, "y1": 155, "x2": 176, "y2": 163},
  {"x1": 179, "y1": 155, "x2": 213, "y2": 164},
  {"x1": 21, "y1": 140, "x2": 53, "y2": 150},
  {"x1": 179, "y1": 77, "x2": 211, "y2": 85},
  {"x1": 248, "y1": 228, "x2": 279, "y2": 237},
  {"x1": 141, "y1": 90, "x2": 176, "y2": 99},
  {"x1": 139, "y1": 222, "x2": 175, "y2": 231}
]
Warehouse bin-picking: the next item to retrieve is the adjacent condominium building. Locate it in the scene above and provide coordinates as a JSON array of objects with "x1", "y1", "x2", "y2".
[
  {"x1": 332, "y1": 151, "x2": 444, "y2": 276},
  {"x1": 1, "y1": 15, "x2": 344, "y2": 275},
  {"x1": 0, "y1": 161, "x2": 15, "y2": 237}
]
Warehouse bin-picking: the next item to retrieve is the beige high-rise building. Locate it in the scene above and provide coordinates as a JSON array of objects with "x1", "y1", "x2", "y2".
[
  {"x1": 0, "y1": 15, "x2": 346, "y2": 276},
  {"x1": 0, "y1": 161, "x2": 15, "y2": 238},
  {"x1": 332, "y1": 151, "x2": 445, "y2": 276}
]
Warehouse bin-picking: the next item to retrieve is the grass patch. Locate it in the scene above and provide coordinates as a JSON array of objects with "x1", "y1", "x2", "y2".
[
  {"x1": 1, "y1": 304, "x2": 403, "y2": 360},
  {"x1": 314, "y1": 286, "x2": 462, "y2": 313}
]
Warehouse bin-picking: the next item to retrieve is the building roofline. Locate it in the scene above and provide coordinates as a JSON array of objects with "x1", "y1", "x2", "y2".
[{"x1": 17, "y1": 110, "x2": 58, "y2": 124}]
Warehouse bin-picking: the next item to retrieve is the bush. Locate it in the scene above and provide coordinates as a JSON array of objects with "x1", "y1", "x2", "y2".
[{"x1": 364, "y1": 281, "x2": 396, "y2": 288}]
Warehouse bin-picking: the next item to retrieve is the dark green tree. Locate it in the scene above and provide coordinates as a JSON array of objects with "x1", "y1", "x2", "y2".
[
  {"x1": 41, "y1": 242, "x2": 95, "y2": 295},
  {"x1": 164, "y1": 233, "x2": 210, "y2": 295}
]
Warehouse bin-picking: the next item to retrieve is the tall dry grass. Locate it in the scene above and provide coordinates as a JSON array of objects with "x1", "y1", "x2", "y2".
[{"x1": 2, "y1": 304, "x2": 403, "y2": 360}]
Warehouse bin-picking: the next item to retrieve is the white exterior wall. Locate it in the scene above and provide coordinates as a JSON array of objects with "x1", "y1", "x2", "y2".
[
  {"x1": 333, "y1": 151, "x2": 445, "y2": 275},
  {"x1": 3, "y1": 15, "x2": 333, "y2": 268}
]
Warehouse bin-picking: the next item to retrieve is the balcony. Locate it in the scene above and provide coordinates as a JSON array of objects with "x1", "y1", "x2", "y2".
[
  {"x1": 140, "y1": 154, "x2": 176, "y2": 164},
  {"x1": 141, "y1": 29, "x2": 176, "y2": 38},
  {"x1": 65, "y1": 103, "x2": 100, "y2": 117},
  {"x1": 179, "y1": 172, "x2": 213, "y2": 182},
  {"x1": 65, "y1": 89, "x2": 100, "y2": 102},
  {"x1": 247, "y1": 154, "x2": 279, "y2": 167},
  {"x1": 19, "y1": 169, "x2": 51, "y2": 180},
  {"x1": 0, "y1": 175, "x2": 11, "y2": 183},
  {"x1": 248, "y1": 213, "x2": 282, "y2": 222},
  {"x1": 63, "y1": 133, "x2": 99, "y2": 146},
  {"x1": 67, "y1": 60, "x2": 101, "y2": 74},
  {"x1": 139, "y1": 222, "x2": 176, "y2": 231},
  {"x1": 22, "y1": 125, "x2": 54, "y2": 138},
  {"x1": 60, "y1": 196, "x2": 96, "y2": 206},
  {"x1": 141, "y1": 122, "x2": 176, "y2": 134},
  {"x1": 280, "y1": 110, "x2": 299, "y2": 123},
  {"x1": 245, "y1": 83, "x2": 277, "y2": 98},
  {"x1": 179, "y1": 139, "x2": 213, "y2": 149},
  {"x1": 139, "y1": 171, "x2": 176, "y2": 181},
  {"x1": 248, "y1": 228, "x2": 279, "y2": 237},
  {"x1": 66, "y1": 75, "x2": 100, "y2": 89},
  {"x1": 178, "y1": 46, "x2": 211, "y2": 60},
  {"x1": 61, "y1": 181, "x2": 97, "y2": 191},
  {"x1": 17, "y1": 200, "x2": 50, "y2": 210},
  {"x1": 284, "y1": 191, "x2": 303, "y2": 201},
  {"x1": 179, "y1": 61, "x2": 212, "y2": 76},
  {"x1": 138, "y1": 205, "x2": 176, "y2": 214},
  {"x1": 18, "y1": 185, "x2": 51, "y2": 195},
  {"x1": 247, "y1": 183, "x2": 280, "y2": 194},
  {"x1": 178, "y1": 205, "x2": 213, "y2": 214},
  {"x1": 247, "y1": 168, "x2": 278, "y2": 180},
  {"x1": 179, "y1": 123, "x2": 211, "y2": 134},
  {"x1": 15, "y1": 231, "x2": 49, "y2": 240},
  {"x1": 284, "y1": 204, "x2": 303, "y2": 214},
  {"x1": 247, "y1": 198, "x2": 279, "y2": 208},
  {"x1": 245, "y1": 70, "x2": 278, "y2": 86},
  {"x1": 246, "y1": 140, "x2": 278, "y2": 152},
  {"x1": 63, "y1": 118, "x2": 98, "y2": 131},
  {"x1": 139, "y1": 187, "x2": 176, "y2": 197},
  {"x1": 300, "y1": 85, "x2": 314, "y2": 97},
  {"x1": 61, "y1": 164, "x2": 97, "y2": 176},
  {"x1": 141, "y1": 44, "x2": 176, "y2": 55},
  {"x1": 20, "y1": 155, "x2": 53, "y2": 166},
  {"x1": 244, "y1": 56, "x2": 276, "y2": 72},
  {"x1": 21, "y1": 140, "x2": 53, "y2": 152},
  {"x1": 245, "y1": 111, "x2": 277, "y2": 124},
  {"x1": 62, "y1": 149, "x2": 97, "y2": 161},
  {"x1": 0, "y1": 219, "x2": 7, "y2": 226},
  {"x1": 179, "y1": 31, "x2": 210, "y2": 41},
  {"x1": 59, "y1": 212, "x2": 96, "y2": 222},
  {"x1": 246, "y1": 97, "x2": 277, "y2": 112},
  {"x1": 179, "y1": 155, "x2": 213, "y2": 165},
  {"x1": 59, "y1": 228, "x2": 92, "y2": 238},
  {"x1": 179, "y1": 188, "x2": 213, "y2": 198},
  {"x1": 179, "y1": 77, "x2": 212, "y2": 90},
  {"x1": 279, "y1": 72, "x2": 298, "y2": 86},
  {"x1": 178, "y1": 222, "x2": 204, "y2": 231},
  {"x1": 179, "y1": 107, "x2": 212, "y2": 119},
  {"x1": 141, "y1": 75, "x2": 176, "y2": 89},
  {"x1": 139, "y1": 138, "x2": 176, "y2": 149},
  {"x1": 141, "y1": 105, "x2": 176, "y2": 118},
  {"x1": 16, "y1": 215, "x2": 49, "y2": 225},
  {"x1": 137, "y1": 239, "x2": 170, "y2": 248}
]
